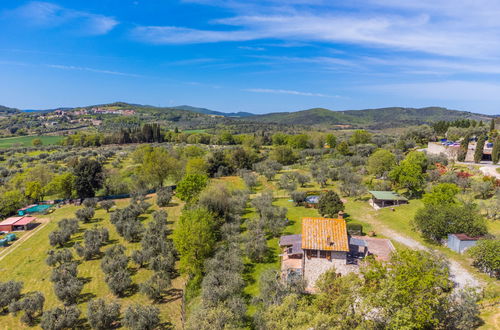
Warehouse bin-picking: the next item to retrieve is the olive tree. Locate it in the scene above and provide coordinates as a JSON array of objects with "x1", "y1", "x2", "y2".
[
  {"x1": 123, "y1": 304, "x2": 160, "y2": 330},
  {"x1": 40, "y1": 305, "x2": 80, "y2": 330},
  {"x1": 0, "y1": 280, "x2": 23, "y2": 312},
  {"x1": 9, "y1": 291, "x2": 45, "y2": 325},
  {"x1": 87, "y1": 298, "x2": 121, "y2": 330}
]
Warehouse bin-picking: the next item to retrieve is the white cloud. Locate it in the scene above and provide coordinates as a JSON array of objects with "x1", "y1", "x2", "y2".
[
  {"x1": 132, "y1": 26, "x2": 260, "y2": 44},
  {"x1": 133, "y1": 1, "x2": 500, "y2": 59},
  {"x1": 238, "y1": 46, "x2": 265, "y2": 51},
  {"x1": 244, "y1": 88, "x2": 333, "y2": 97},
  {"x1": 6, "y1": 1, "x2": 118, "y2": 35},
  {"x1": 46, "y1": 64, "x2": 141, "y2": 77}
]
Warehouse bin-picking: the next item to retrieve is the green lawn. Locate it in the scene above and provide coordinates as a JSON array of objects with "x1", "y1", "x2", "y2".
[
  {"x1": 0, "y1": 136, "x2": 63, "y2": 148},
  {"x1": 0, "y1": 195, "x2": 186, "y2": 329}
]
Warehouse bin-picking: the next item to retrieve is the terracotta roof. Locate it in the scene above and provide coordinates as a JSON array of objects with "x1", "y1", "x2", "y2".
[
  {"x1": 0, "y1": 217, "x2": 23, "y2": 226},
  {"x1": 14, "y1": 217, "x2": 37, "y2": 226},
  {"x1": 301, "y1": 217, "x2": 349, "y2": 252}
]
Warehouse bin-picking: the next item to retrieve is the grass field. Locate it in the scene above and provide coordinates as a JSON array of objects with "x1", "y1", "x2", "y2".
[
  {"x1": 0, "y1": 136, "x2": 63, "y2": 148},
  {"x1": 181, "y1": 129, "x2": 207, "y2": 134},
  {"x1": 0, "y1": 195, "x2": 186, "y2": 329}
]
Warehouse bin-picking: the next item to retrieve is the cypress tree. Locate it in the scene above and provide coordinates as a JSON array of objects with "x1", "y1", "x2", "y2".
[
  {"x1": 492, "y1": 136, "x2": 500, "y2": 164},
  {"x1": 457, "y1": 134, "x2": 470, "y2": 162},
  {"x1": 474, "y1": 135, "x2": 487, "y2": 163},
  {"x1": 490, "y1": 118, "x2": 496, "y2": 132}
]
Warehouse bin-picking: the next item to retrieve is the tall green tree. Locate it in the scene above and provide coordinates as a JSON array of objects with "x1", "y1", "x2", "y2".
[
  {"x1": 140, "y1": 147, "x2": 180, "y2": 187},
  {"x1": 173, "y1": 207, "x2": 216, "y2": 276},
  {"x1": 422, "y1": 183, "x2": 460, "y2": 206},
  {"x1": 361, "y1": 250, "x2": 453, "y2": 329},
  {"x1": 175, "y1": 173, "x2": 208, "y2": 202},
  {"x1": 367, "y1": 149, "x2": 396, "y2": 177},
  {"x1": 325, "y1": 134, "x2": 337, "y2": 149},
  {"x1": 474, "y1": 135, "x2": 486, "y2": 163},
  {"x1": 318, "y1": 191, "x2": 344, "y2": 217},
  {"x1": 413, "y1": 203, "x2": 487, "y2": 242},
  {"x1": 492, "y1": 136, "x2": 500, "y2": 164},
  {"x1": 350, "y1": 130, "x2": 371, "y2": 145},
  {"x1": 48, "y1": 173, "x2": 75, "y2": 199},
  {"x1": 0, "y1": 190, "x2": 25, "y2": 217},
  {"x1": 73, "y1": 158, "x2": 104, "y2": 199},
  {"x1": 270, "y1": 145, "x2": 297, "y2": 165},
  {"x1": 389, "y1": 151, "x2": 427, "y2": 197},
  {"x1": 457, "y1": 134, "x2": 470, "y2": 161}
]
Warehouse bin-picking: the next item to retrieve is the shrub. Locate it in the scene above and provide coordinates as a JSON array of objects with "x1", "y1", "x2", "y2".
[
  {"x1": 156, "y1": 187, "x2": 173, "y2": 207},
  {"x1": 467, "y1": 239, "x2": 500, "y2": 278},
  {"x1": 123, "y1": 304, "x2": 160, "y2": 330}
]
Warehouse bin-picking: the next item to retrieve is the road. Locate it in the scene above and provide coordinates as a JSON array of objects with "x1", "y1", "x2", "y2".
[{"x1": 362, "y1": 213, "x2": 481, "y2": 288}]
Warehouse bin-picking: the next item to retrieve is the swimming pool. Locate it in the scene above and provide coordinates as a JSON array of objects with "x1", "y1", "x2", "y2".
[{"x1": 18, "y1": 204, "x2": 52, "y2": 215}]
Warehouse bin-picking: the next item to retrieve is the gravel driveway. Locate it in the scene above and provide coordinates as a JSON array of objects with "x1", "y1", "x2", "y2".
[{"x1": 363, "y1": 215, "x2": 481, "y2": 288}]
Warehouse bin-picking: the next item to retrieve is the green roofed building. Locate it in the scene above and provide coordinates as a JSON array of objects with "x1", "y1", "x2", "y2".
[{"x1": 369, "y1": 191, "x2": 408, "y2": 209}]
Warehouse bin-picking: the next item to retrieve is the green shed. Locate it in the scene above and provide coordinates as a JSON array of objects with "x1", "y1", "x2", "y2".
[{"x1": 369, "y1": 191, "x2": 408, "y2": 208}]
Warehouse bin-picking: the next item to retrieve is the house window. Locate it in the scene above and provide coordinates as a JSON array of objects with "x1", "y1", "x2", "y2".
[
  {"x1": 320, "y1": 250, "x2": 327, "y2": 258},
  {"x1": 311, "y1": 250, "x2": 318, "y2": 258}
]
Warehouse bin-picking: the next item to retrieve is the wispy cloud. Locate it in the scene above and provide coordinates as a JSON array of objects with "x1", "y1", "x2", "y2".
[
  {"x1": 6, "y1": 1, "x2": 118, "y2": 35},
  {"x1": 244, "y1": 88, "x2": 334, "y2": 97},
  {"x1": 238, "y1": 46, "x2": 265, "y2": 51},
  {"x1": 133, "y1": 0, "x2": 500, "y2": 59},
  {"x1": 46, "y1": 64, "x2": 141, "y2": 77}
]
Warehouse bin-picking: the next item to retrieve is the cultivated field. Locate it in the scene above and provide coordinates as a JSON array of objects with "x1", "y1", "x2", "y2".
[
  {"x1": 0, "y1": 195, "x2": 185, "y2": 329},
  {"x1": 0, "y1": 136, "x2": 63, "y2": 148}
]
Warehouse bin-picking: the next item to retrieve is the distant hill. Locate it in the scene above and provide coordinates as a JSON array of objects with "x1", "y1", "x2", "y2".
[
  {"x1": 0, "y1": 105, "x2": 20, "y2": 114},
  {"x1": 243, "y1": 107, "x2": 492, "y2": 129},
  {"x1": 172, "y1": 105, "x2": 255, "y2": 117}
]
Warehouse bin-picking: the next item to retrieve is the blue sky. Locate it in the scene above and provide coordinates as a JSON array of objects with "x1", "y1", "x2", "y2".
[{"x1": 1, "y1": 0, "x2": 499, "y2": 115}]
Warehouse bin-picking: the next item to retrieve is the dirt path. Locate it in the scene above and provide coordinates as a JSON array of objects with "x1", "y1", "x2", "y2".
[
  {"x1": 479, "y1": 165, "x2": 500, "y2": 179},
  {"x1": 361, "y1": 213, "x2": 481, "y2": 288},
  {"x1": 0, "y1": 218, "x2": 50, "y2": 262}
]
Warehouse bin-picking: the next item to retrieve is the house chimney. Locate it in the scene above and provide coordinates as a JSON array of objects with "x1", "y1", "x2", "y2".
[{"x1": 338, "y1": 211, "x2": 344, "y2": 219}]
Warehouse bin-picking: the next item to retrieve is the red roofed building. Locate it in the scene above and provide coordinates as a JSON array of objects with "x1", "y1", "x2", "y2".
[{"x1": 0, "y1": 216, "x2": 38, "y2": 232}]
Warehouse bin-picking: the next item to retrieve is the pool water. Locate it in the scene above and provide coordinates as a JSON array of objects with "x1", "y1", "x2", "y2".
[{"x1": 22, "y1": 204, "x2": 51, "y2": 214}]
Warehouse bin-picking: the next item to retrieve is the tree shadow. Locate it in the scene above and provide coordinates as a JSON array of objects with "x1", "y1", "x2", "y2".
[
  {"x1": 120, "y1": 283, "x2": 139, "y2": 298},
  {"x1": 107, "y1": 238, "x2": 119, "y2": 245},
  {"x1": 76, "y1": 317, "x2": 92, "y2": 329},
  {"x1": 242, "y1": 262, "x2": 256, "y2": 286},
  {"x1": 77, "y1": 292, "x2": 97, "y2": 304},
  {"x1": 79, "y1": 276, "x2": 93, "y2": 284},
  {"x1": 157, "y1": 321, "x2": 175, "y2": 330},
  {"x1": 160, "y1": 288, "x2": 183, "y2": 304}
]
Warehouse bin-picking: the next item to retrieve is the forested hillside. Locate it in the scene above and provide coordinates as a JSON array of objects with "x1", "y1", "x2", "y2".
[{"x1": 244, "y1": 107, "x2": 491, "y2": 129}]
